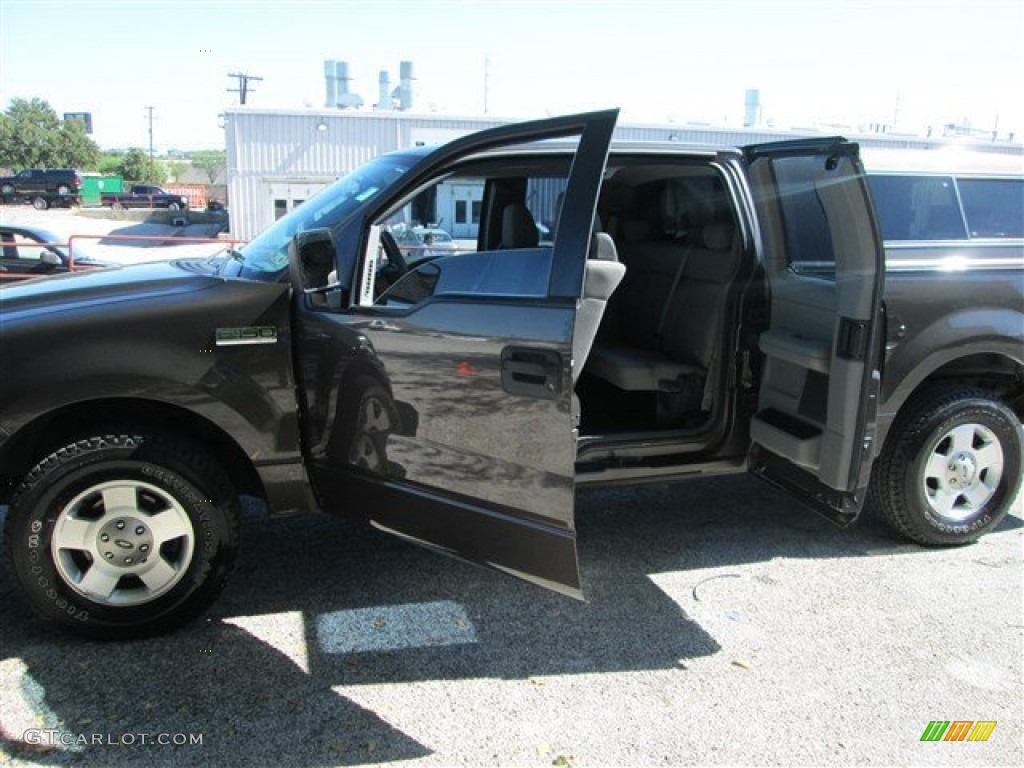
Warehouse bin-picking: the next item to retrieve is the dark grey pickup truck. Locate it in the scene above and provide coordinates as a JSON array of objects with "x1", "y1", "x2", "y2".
[
  {"x1": 1, "y1": 111, "x2": 1021, "y2": 638},
  {"x1": 100, "y1": 184, "x2": 189, "y2": 210}
]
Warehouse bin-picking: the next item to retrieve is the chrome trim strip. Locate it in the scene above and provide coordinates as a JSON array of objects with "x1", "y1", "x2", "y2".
[
  {"x1": 884, "y1": 239, "x2": 1024, "y2": 249},
  {"x1": 886, "y1": 256, "x2": 1023, "y2": 272},
  {"x1": 215, "y1": 336, "x2": 278, "y2": 346}
]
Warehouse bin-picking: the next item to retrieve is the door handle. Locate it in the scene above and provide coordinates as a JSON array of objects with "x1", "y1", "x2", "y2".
[{"x1": 501, "y1": 347, "x2": 562, "y2": 400}]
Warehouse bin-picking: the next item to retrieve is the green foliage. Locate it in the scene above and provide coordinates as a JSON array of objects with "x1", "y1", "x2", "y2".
[
  {"x1": 189, "y1": 149, "x2": 225, "y2": 184},
  {"x1": 117, "y1": 148, "x2": 165, "y2": 183},
  {"x1": 97, "y1": 153, "x2": 123, "y2": 174},
  {"x1": 0, "y1": 97, "x2": 101, "y2": 170},
  {"x1": 167, "y1": 160, "x2": 190, "y2": 183}
]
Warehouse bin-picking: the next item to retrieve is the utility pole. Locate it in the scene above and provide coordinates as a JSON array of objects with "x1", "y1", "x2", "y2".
[
  {"x1": 483, "y1": 55, "x2": 490, "y2": 115},
  {"x1": 227, "y1": 72, "x2": 263, "y2": 105},
  {"x1": 144, "y1": 106, "x2": 155, "y2": 162}
]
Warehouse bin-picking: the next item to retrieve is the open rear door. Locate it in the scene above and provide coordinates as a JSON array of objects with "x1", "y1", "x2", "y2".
[{"x1": 744, "y1": 139, "x2": 885, "y2": 524}]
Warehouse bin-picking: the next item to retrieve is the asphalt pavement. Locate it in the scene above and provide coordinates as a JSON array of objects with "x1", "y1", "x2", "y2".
[{"x1": 1, "y1": 476, "x2": 1021, "y2": 767}]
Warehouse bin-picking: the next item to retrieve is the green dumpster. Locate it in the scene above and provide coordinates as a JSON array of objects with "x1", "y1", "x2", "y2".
[{"x1": 79, "y1": 174, "x2": 123, "y2": 206}]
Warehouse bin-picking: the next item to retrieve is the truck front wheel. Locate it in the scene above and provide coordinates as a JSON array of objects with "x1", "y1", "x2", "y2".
[
  {"x1": 871, "y1": 386, "x2": 1022, "y2": 545},
  {"x1": 4, "y1": 432, "x2": 240, "y2": 639}
]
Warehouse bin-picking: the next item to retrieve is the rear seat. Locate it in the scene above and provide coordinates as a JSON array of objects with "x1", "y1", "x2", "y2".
[{"x1": 587, "y1": 218, "x2": 739, "y2": 408}]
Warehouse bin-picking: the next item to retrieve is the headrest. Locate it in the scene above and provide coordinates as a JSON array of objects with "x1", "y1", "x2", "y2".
[
  {"x1": 620, "y1": 218, "x2": 652, "y2": 243},
  {"x1": 500, "y1": 203, "x2": 539, "y2": 249},
  {"x1": 703, "y1": 220, "x2": 734, "y2": 250},
  {"x1": 589, "y1": 232, "x2": 618, "y2": 262}
]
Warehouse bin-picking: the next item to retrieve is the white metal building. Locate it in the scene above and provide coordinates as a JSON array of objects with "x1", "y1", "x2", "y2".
[{"x1": 225, "y1": 106, "x2": 1023, "y2": 240}]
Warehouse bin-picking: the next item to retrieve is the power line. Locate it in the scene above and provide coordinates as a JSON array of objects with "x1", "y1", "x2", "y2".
[{"x1": 227, "y1": 72, "x2": 263, "y2": 105}]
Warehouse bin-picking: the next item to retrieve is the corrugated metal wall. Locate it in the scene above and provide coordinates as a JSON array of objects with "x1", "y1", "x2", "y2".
[{"x1": 226, "y1": 108, "x2": 1022, "y2": 239}]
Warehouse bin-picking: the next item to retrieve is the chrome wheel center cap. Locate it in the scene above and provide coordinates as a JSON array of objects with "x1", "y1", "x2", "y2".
[
  {"x1": 946, "y1": 452, "x2": 977, "y2": 489},
  {"x1": 96, "y1": 517, "x2": 154, "y2": 568}
]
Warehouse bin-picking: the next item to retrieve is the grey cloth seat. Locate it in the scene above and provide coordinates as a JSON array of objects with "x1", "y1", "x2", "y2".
[
  {"x1": 573, "y1": 233, "x2": 626, "y2": 383},
  {"x1": 587, "y1": 220, "x2": 738, "y2": 396},
  {"x1": 500, "y1": 203, "x2": 540, "y2": 249}
]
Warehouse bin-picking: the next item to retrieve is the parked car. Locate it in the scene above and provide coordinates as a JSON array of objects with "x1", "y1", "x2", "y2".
[
  {"x1": 391, "y1": 225, "x2": 458, "y2": 264},
  {"x1": 1, "y1": 111, "x2": 1021, "y2": 639},
  {"x1": 0, "y1": 224, "x2": 104, "y2": 278},
  {"x1": 0, "y1": 168, "x2": 83, "y2": 209},
  {"x1": 101, "y1": 184, "x2": 189, "y2": 210}
]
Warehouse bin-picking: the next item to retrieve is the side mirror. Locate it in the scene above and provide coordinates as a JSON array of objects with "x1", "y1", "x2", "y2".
[
  {"x1": 41, "y1": 250, "x2": 62, "y2": 266},
  {"x1": 289, "y1": 228, "x2": 338, "y2": 293}
]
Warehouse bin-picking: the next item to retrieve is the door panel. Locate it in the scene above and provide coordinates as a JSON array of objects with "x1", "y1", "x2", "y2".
[
  {"x1": 744, "y1": 139, "x2": 884, "y2": 523},
  {"x1": 296, "y1": 110, "x2": 618, "y2": 597}
]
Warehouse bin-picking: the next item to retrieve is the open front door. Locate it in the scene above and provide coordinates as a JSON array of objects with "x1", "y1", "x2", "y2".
[
  {"x1": 297, "y1": 110, "x2": 618, "y2": 598},
  {"x1": 743, "y1": 139, "x2": 885, "y2": 524}
]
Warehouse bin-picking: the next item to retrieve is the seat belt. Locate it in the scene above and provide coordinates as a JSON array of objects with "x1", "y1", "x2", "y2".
[{"x1": 655, "y1": 246, "x2": 691, "y2": 346}]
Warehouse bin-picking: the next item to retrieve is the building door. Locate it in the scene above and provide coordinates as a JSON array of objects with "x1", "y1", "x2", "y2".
[{"x1": 448, "y1": 182, "x2": 484, "y2": 239}]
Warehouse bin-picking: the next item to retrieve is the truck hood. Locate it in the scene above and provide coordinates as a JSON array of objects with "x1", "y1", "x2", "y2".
[{"x1": 0, "y1": 260, "x2": 224, "y2": 321}]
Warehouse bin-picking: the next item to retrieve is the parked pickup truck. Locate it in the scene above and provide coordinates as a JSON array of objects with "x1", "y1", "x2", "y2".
[
  {"x1": 0, "y1": 168, "x2": 83, "y2": 209},
  {"x1": 101, "y1": 184, "x2": 188, "y2": 210},
  {"x1": 1, "y1": 111, "x2": 1021, "y2": 639}
]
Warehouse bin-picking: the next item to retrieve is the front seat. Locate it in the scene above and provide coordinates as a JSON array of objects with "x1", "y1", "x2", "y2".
[
  {"x1": 573, "y1": 233, "x2": 626, "y2": 383},
  {"x1": 499, "y1": 203, "x2": 540, "y2": 249}
]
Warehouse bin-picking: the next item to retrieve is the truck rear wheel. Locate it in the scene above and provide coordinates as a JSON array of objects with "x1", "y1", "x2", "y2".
[
  {"x1": 4, "y1": 432, "x2": 240, "y2": 639},
  {"x1": 871, "y1": 386, "x2": 1022, "y2": 545},
  {"x1": 32, "y1": 196, "x2": 48, "y2": 210}
]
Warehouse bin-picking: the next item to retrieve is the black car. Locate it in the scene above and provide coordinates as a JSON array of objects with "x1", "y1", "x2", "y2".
[
  {"x1": 0, "y1": 169, "x2": 83, "y2": 209},
  {"x1": 0, "y1": 224, "x2": 103, "y2": 279},
  {"x1": 0, "y1": 111, "x2": 1021, "y2": 639}
]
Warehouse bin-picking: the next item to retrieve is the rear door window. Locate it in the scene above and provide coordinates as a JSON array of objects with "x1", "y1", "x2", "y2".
[
  {"x1": 956, "y1": 177, "x2": 1024, "y2": 238},
  {"x1": 866, "y1": 175, "x2": 967, "y2": 241}
]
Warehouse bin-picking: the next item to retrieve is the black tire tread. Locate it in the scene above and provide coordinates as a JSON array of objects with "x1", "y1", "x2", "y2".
[
  {"x1": 871, "y1": 384, "x2": 1021, "y2": 545},
  {"x1": 3, "y1": 431, "x2": 240, "y2": 639}
]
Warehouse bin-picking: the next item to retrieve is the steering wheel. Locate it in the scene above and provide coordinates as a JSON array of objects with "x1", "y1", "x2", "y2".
[
  {"x1": 375, "y1": 230, "x2": 409, "y2": 296},
  {"x1": 379, "y1": 230, "x2": 407, "y2": 275}
]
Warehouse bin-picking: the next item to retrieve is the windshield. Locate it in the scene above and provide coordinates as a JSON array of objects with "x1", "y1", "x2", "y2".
[{"x1": 237, "y1": 154, "x2": 414, "y2": 278}]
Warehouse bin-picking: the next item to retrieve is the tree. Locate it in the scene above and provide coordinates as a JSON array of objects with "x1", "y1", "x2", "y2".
[
  {"x1": 117, "y1": 148, "x2": 165, "y2": 183},
  {"x1": 189, "y1": 149, "x2": 225, "y2": 184},
  {"x1": 0, "y1": 97, "x2": 100, "y2": 169},
  {"x1": 167, "y1": 160, "x2": 189, "y2": 183},
  {"x1": 97, "y1": 151, "x2": 125, "y2": 174}
]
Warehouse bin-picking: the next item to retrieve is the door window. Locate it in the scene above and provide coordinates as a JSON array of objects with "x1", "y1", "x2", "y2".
[
  {"x1": 957, "y1": 177, "x2": 1024, "y2": 238},
  {"x1": 866, "y1": 175, "x2": 967, "y2": 241},
  {"x1": 367, "y1": 166, "x2": 572, "y2": 309}
]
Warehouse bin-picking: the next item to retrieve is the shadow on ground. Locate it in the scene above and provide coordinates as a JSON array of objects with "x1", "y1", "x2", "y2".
[{"x1": 1, "y1": 475, "x2": 1020, "y2": 766}]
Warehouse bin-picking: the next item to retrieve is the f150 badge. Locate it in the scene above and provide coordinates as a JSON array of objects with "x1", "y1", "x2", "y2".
[{"x1": 215, "y1": 326, "x2": 278, "y2": 346}]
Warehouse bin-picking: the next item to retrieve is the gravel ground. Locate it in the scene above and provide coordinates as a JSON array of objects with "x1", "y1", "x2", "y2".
[{"x1": 1, "y1": 476, "x2": 1021, "y2": 767}]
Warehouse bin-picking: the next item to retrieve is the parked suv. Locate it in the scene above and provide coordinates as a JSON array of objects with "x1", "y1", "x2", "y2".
[{"x1": 0, "y1": 168, "x2": 83, "y2": 209}]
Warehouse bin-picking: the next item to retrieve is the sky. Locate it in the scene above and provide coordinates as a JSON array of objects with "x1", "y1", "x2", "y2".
[{"x1": 1, "y1": 0, "x2": 1022, "y2": 152}]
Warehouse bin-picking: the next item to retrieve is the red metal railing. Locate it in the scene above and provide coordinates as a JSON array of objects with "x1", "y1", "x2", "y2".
[{"x1": 1, "y1": 233, "x2": 246, "y2": 282}]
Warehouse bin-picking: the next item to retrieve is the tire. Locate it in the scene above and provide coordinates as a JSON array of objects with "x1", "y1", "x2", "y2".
[
  {"x1": 337, "y1": 376, "x2": 398, "y2": 475},
  {"x1": 4, "y1": 433, "x2": 240, "y2": 639},
  {"x1": 1, "y1": 183, "x2": 14, "y2": 196},
  {"x1": 32, "y1": 196, "x2": 48, "y2": 210},
  {"x1": 871, "y1": 386, "x2": 1023, "y2": 545},
  {"x1": 168, "y1": 202, "x2": 182, "y2": 211},
  {"x1": 57, "y1": 184, "x2": 71, "y2": 196}
]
